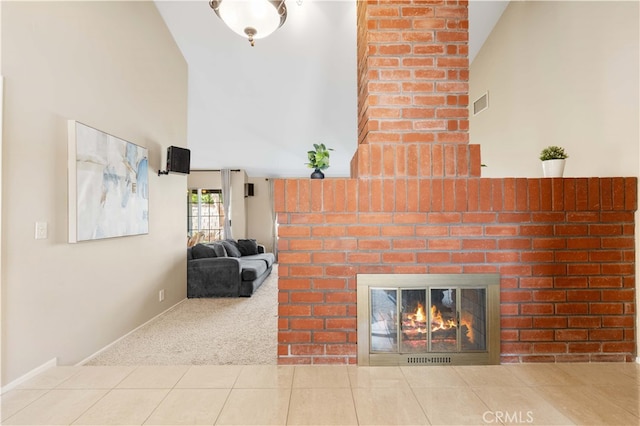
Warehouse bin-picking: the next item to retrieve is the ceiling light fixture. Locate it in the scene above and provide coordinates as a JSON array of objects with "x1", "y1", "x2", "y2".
[{"x1": 209, "y1": 0, "x2": 287, "y2": 47}]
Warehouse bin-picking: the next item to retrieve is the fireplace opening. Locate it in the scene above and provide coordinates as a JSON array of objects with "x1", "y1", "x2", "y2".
[{"x1": 358, "y1": 274, "x2": 500, "y2": 366}]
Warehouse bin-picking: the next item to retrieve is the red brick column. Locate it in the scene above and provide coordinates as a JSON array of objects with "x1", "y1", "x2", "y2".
[{"x1": 352, "y1": 0, "x2": 475, "y2": 178}]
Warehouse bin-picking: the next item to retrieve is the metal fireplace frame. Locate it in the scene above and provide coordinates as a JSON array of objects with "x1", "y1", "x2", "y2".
[{"x1": 357, "y1": 274, "x2": 501, "y2": 366}]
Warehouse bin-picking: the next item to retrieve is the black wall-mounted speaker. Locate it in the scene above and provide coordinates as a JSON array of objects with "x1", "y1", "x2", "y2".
[
  {"x1": 245, "y1": 183, "x2": 255, "y2": 197},
  {"x1": 166, "y1": 146, "x2": 190, "y2": 174}
]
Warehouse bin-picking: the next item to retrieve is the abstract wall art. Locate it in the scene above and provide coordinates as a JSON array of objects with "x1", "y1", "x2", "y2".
[{"x1": 68, "y1": 121, "x2": 149, "y2": 243}]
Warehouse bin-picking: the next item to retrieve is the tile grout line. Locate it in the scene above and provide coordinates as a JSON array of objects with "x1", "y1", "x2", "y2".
[
  {"x1": 67, "y1": 365, "x2": 139, "y2": 425},
  {"x1": 139, "y1": 365, "x2": 193, "y2": 426},
  {"x1": 284, "y1": 366, "x2": 297, "y2": 426},
  {"x1": 2, "y1": 388, "x2": 54, "y2": 424},
  {"x1": 399, "y1": 366, "x2": 433, "y2": 425},
  {"x1": 4, "y1": 366, "x2": 124, "y2": 426},
  {"x1": 467, "y1": 385, "x2": 505, "y2": 426},
  {"x1": 211, "y1": 365, "x2": 244, "y2": 425},
  {"x1": 346, "y1": 366, "x2": 360, "y2": 426},
  {"x1": 588, "y1": 384, "x2": 640, "y2": 421}
]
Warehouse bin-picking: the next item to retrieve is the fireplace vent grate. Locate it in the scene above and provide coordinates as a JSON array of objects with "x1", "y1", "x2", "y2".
[{"x1": 407, "y1": 356, "x2": 452, "y2": 365}]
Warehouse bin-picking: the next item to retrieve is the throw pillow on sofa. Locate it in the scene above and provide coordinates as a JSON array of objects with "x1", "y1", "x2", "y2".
[
  {"x1": 191, "y1": 242, "x2": 227, "y2": 259},
  {"x1": 209, "y1": 242, "x2": 228, "y2": 257},
  {"x1": 237, "y1": 239, "x2": 259, "y2": 256},
  {"x1": 221, "y1": 240, "x2": 243, "y2": 258},
  {"x1": 191, "y1": 243, "x2": 218, "y2": 259}
]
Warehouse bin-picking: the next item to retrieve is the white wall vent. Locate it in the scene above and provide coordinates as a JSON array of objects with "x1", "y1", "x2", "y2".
[{"x1": 473, "y1": 91, "x2": 489, "y2": 116}]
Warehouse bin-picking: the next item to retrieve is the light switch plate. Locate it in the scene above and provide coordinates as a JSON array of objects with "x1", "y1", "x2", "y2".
[{"x1": 35, "y1": 222, "x2": 48, "y2": 240}]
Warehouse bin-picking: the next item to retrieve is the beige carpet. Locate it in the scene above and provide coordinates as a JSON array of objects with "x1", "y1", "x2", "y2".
[{"x1": 85, "y1": 265, "x2": 278, "y2": 366}]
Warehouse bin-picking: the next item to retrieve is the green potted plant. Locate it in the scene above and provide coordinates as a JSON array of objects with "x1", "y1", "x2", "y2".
[
  {"x1": 305, "y1": 143, "x2": 333, "y2": 179},
  {"x1": 539, "y1": 145, "x2": 568, "y2": 177}
]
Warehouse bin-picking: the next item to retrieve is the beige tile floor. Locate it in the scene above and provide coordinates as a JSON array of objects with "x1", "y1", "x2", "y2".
[{"x1": 1, "y1": 363, "x2": 639, "y2": 425}]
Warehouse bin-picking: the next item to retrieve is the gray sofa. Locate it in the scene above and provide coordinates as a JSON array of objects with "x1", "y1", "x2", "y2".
[{"x1": 187, "y1": 239, "x2": 275, "y2": 297}]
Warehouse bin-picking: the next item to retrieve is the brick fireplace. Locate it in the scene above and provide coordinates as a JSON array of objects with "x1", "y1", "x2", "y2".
[{"x1": 274, "y1": 0, "x2": 637, "y2": 364}]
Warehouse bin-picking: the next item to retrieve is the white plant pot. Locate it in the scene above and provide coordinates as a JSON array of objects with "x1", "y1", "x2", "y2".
[{"x1": 541, "y1": 159, "x2": 565, "y2": 177}]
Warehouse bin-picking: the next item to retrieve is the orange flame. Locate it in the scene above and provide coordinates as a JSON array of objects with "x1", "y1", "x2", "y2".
[
  {"x1": 415, "y1": 303, "x2": 426, "y2": 322},
  {"x1": 461, "y1": 313, "x2": 474, "y2": 343},
  {"x1": 430, "y1": 305, "x2": 457, "y2": 331},
  {"x1": 430, "y1": 305, "x2": 476, "y2": 344}
]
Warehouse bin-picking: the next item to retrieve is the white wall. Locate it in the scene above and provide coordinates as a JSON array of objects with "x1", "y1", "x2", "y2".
[
  {"x1": 247, "y1": 178, "x2": 276, "y2": 253},
  {"x1": 470, "y1": 1, "x2": 639, "y2": 178},
  {"x1": 188, "y1": 171, "x2": 223, "y2": 191},
  {"x1": 1, "y1": 1, "x2": 188, "y2": 386},
  {"x1": 232, "y1": 172, "x2": 248, "y2": 239}
]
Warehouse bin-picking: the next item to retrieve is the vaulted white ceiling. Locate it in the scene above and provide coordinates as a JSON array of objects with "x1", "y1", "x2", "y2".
[{"x1": 155, "y1": 0, "x2": 508, "y2": 177}]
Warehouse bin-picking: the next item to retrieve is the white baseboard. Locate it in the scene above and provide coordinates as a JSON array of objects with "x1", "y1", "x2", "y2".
[
  {"x1": 636, "y1": 357, "x2": 640, "y2": 364},
  {"x1": 76, "y1": 298, "x2": 187, "y2": 366},
  {"x1": 1, "y1": 358, "x2": 57, "y2": 395}
]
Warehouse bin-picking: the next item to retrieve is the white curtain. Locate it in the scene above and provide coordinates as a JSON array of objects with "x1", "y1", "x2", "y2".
[
  {"x1": 221, "y1": 168, "x2": 232, "y2": 240},
  {"x1": 268, "y1": 178, "x2": 278, "y2": 261}
]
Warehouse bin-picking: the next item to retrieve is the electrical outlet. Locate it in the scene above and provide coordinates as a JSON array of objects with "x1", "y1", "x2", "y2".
[
  {"x1": 159, "y1": 289, "x2": 165, "y2": 302},
  {"x1": 35, "y1": 222, "x2": 48, "y2": 240}
]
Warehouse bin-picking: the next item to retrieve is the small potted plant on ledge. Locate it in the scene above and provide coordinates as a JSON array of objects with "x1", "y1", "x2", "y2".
[
  {"x1": 539, "y1": 145, "x2": 569, "y2": 177},
  {"x1": 305, "y1": 143, "x2": 333, "y2": 179}
]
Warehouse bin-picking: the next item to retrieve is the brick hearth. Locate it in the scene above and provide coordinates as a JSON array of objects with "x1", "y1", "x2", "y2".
[{"x1": 274, "y1": 0, "x2": 637, "y2": 364}]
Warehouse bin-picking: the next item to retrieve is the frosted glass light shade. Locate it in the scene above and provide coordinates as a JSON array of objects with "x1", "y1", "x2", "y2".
[{"x1": 210, "y1": 0, "x2": 287, "y2": 44}]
